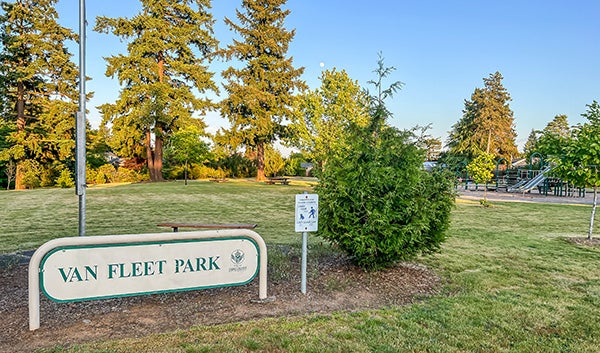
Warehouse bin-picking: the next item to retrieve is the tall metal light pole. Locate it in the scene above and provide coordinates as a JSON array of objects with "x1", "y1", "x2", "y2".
[{"x1": 76, "y1": 0, "x2": 86, "y2": 236}]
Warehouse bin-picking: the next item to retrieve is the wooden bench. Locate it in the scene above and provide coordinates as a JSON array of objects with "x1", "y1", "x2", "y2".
[
  {"x1": 266, "y1": 177, "x2": 290, "y2": 185},
  {"x1": 209, "y1": 178, "x2": 228, "y2": 183},
  {"x1": 157, "y1": 223, "x2": 257, "y2": 232}
]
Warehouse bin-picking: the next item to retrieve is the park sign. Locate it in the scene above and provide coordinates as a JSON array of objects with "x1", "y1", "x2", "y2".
[
  {"x1": 295, "y1": 193, "x2": 319, "y2": 232},
  {"x1": 29, "y1": 229, "x2": 268, "y2": 330}
]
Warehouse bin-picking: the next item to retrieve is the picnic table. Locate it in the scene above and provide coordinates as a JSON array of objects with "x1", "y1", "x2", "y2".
[
  {"x1": 209, "y1": 178, "x2": 228, "y2": 183},
  {"x1": 157, "y1": 223, "x2": 257, "y2": 232},
  {"x1": 265, "y1": 177, "x2": 290, "y2": 185}
]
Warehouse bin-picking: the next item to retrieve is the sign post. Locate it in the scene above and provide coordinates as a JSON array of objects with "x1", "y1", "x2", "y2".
[{"x1": 295, "y1": 193, "x2": 318, "y2": 294}]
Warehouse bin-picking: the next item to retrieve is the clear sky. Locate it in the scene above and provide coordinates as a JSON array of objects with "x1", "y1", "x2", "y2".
[{"x1": 55, "y1": 0, "x2": 600, "y2": 150}]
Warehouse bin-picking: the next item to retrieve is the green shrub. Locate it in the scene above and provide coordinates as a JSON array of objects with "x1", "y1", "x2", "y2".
[
  {"x1": 316, "y1": 126, "x2": 455, "y2": 271},
  {"x1": 87, "y1": 164, "x2": 148, "y2": 184},
  {"x1": 56, "y1": 169, "x2": 75, "y2": 188},
  {"x1": 20, "y1": 159, "x2": 41, "y2": 189},
  {"x1": 211, "y1": 153, "x2": 256, "y2": 178}
]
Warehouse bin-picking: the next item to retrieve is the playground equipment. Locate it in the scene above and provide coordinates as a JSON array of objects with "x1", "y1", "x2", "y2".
[{"x1": 508, "y1": 165, "x2": 553, "y2": 193}]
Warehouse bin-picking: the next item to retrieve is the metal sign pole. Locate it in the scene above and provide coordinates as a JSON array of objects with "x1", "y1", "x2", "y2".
[
  {"x1": 77, "y1": 0, "x2": 86, "y2": 236},
  {"x1": 301, "y1": 231, "x2": 308, "y2": 294}
]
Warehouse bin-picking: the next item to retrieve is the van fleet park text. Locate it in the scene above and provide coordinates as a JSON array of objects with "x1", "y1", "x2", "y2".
[{"x1": 57, "y1": 256, "x2": 221, "y2": 283}]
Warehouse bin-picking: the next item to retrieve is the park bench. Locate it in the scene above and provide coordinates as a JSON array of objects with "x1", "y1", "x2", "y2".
[
  {"x1": 265, "y1": 177, "x2": 290, "y2": 185},
  {"x1": 209, "y1": 177, "x2": 228, "y2": 183},
  {"x1": 157, "y1": 223, "x2": 257, "y2": 232}
]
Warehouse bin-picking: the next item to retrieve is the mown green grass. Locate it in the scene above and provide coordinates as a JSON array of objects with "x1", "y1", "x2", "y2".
[
  {"x1": 0, "y1": 180, "x2": 314, "y2": 253},
  {"x1": 2, "y1": 184, "x2": 600, "y2": 352}
]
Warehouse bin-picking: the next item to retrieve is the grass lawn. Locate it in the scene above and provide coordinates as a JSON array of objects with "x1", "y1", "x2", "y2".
[
  {"x1": 2, "y1": 182, "x2": 600, "y2": 352},
  {"x1": 0, "y1": 180, "x2": 315, "y2": 253}
]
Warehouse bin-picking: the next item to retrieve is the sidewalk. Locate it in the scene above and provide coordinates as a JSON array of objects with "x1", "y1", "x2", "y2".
[{"x1": 457, "y1": 188, "x2": 596, "y2": 205}]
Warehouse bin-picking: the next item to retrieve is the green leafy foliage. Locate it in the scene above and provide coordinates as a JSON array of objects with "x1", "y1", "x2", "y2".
[
  {"x1": 466, "y1": 152, "x2": 495, "y2": 185},
  {"x1": 551, "y1": 101, "x2": 600, "y2": 239},
  {"x1": 317, "y1": 127, "x2": 456, "y2": 270},
  {"x1": 264, "y1": 145, "x2": 285, "y2": 177},
  {"x1": 86, "y1": 164, "x2": 148, "y2": 185},
  {"x1": 467, "y1": 151, "x2": 495, "y2": 204},
  {"x1": 316, "y1": 56, "x2": 455, "y2": 270},
  {"x1": 56, "y1": 169, "x2": 75, "y2": 188},
  {"x1": 164, "y1": 126, "x2": 209, "y2": 184},
  {"x1": 529, "y1": 114, "x2": 572, "y2": 160},
  {"x1": 290, "y1": 69, "x2": 369, "y2": 167}
]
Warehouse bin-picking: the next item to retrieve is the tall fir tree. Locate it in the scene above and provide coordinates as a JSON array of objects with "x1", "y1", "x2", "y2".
[
  {"x1": 532, "y1": 114, "x2": 571, "y2": 159},
  {"x1": 447, "y1": 72, "x2": 517, "y2": 162},
  {"x1": 95, "y1": 0, "x2": 218, "y2": 181},
  {"x1": 523, "y1": 129, "x2": 538, "y2": 157},
  {"x1": 0, "y1": 0, "x2": 79, "y2": 189},
  {"x1": 220, "y1": 0, "x2": 305, "y2": 181}
]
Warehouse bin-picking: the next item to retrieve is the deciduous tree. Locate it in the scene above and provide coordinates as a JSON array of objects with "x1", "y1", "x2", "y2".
[
  {"x1": 165, "y1": 125, "x2": 209, "y2": 185},
  {"x1": 552, "y1": 102, "x2": 600, "y2": 239},
  {"x1": 95, "y1": 0, "x2": 218, "y2": 182},
  {"x1": 220, "y1": 0, "x2": 305, "y2": 181},
  {"x1": 466, "y1": 151, "x2": 495, "y2": 204},
  {"x1": 290, "y1": 68, "x2": 369, "y2": 168}
]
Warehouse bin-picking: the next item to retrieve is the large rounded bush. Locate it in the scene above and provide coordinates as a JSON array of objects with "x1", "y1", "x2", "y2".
[{"x1": 316, "y1": 127, "x2": 455, "y2": 270}]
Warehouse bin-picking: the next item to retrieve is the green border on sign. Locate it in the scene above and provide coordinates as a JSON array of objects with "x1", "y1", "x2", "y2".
[{"x1": 39, "y1": 236, "x2": 260, "y2": 303}]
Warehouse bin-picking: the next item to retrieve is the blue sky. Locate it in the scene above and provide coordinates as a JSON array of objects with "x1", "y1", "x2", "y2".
[{"x1": 55, "y1": 0, "x2": 600, "y2": 150}]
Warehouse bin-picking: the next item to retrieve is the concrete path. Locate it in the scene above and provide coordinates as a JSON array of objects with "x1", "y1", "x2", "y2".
[{"x1": 457, "y1": 189, "x2": 596, "y2": 205}]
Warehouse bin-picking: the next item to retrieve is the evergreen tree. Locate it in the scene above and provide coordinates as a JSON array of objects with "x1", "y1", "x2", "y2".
[
  {"x1": 447, "y1": 72, "x2": 518, "y2": 162},
  {"x1": 95, "y1": 0, "x2": 218, "y2": 182},
  {"x1": 220, "y1": 0, "x2": 305, "y2": 181},
  {"x1": 0, "y1": 0, "x2": 79, "y2": 189},
  {"x1": 316, "y1": 56, "x2": 455, "y2": 270},
  {"x1": 534, "y1": 114, "x2": 571, "y2": 159},
  {"x1": 523, "y1": 129, "x2": 538, "y2": 157}
]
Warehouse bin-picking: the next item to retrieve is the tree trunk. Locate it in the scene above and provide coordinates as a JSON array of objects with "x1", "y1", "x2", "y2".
[
  {"x1": 5, "y1": 161, "x2": 15, "y2": 190},
  {"x1": 14, "y1": 162, "x2": 24, "y2": 190},
  {"x1": 15, "y1": 82, "x2": 26, "y2": 190},
  {"x1": 589, "y1": 186, "x2": 598, "y2": 240},
  {"x1": 154, "y1": 132, "x2": 164, "y2": 181},
  {"x1": 256, "y1": 141, "x2": 266, "y2": 181},
  {"x1": 145, "y1": 53, "x2": 166, "y2": 183},
  {"x1": 184, "y1": 160, "x2": 188, "y2": 186},
  {"x1": 145, "y1": 130, "x2": 164, "y2": 182},
  {"x1": 146, "y1": 130, "x2": 156, "y2": 181}
]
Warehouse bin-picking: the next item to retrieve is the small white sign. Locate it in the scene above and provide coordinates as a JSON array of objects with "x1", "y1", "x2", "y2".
[{"x1": 295, "y1": 194, "x2": 319, "y2": 232}]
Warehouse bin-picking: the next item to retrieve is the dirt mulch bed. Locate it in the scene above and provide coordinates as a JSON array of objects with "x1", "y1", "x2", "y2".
[
  {"x1": 0, "y1": 251, "x2": 441, "y2": 353},
  {"x1": 566, "y1": 237, "x2": 600, "y2": 247}
]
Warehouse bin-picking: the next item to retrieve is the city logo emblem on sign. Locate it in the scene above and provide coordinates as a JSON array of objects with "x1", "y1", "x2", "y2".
[{"x1": 231, "y1": 249, "x2": 245, "y2": 266}]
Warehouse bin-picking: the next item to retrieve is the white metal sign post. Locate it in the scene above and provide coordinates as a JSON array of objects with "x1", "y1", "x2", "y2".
[{"x1": 295, "y1": 193, "x2": 318, "y2": 294}]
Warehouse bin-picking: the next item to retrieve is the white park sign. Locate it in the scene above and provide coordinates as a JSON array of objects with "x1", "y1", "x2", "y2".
[
  {"x1": 40, "y1": 238, "x2": 258, "y2": 302},
  {"x1": 29, "y1": 229, "x2": 268, "y2": 330},
  {"x1": 295, "y1": 193, "x2": 318, "y2": 232}
]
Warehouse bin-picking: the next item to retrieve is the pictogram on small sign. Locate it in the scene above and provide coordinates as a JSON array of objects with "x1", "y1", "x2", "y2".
[{"x1": 295, "y1": 194, "x2": 318, "y2": 232}]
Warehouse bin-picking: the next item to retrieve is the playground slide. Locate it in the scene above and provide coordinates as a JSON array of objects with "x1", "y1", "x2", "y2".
[
  {"x1": 507, "y1": 179, "x2": 527, "y2": 192},
  {"x1": 510, "y1": 165, "x2": 553, "y2": 193}
]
